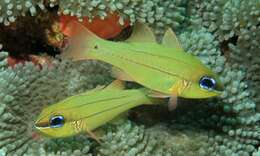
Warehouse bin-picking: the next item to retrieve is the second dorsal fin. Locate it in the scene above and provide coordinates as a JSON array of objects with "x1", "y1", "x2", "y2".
[
  {"x1": 162, "y1": 28, "x2": 182, "y2": 49},
  {"x1": 126, "y1": 22, "x2": 156, "y2": 43}
]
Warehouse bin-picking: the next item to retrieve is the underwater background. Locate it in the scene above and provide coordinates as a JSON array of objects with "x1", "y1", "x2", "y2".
[{"x1": 0, "y1": 0, "x2": 259, "y2": 155}]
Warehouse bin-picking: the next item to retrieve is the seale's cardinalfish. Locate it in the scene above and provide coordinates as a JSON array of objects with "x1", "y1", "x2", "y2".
[
  {"x1": 34, "y1": 81, "x2": 160, "y2": 141},
  {"x1": 62, "y1": 22, "x2": 223, "y2": 110}
]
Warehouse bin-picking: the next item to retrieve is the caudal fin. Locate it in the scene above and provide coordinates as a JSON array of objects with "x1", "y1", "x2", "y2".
[{"x1": 61, "y1": 21, "x2": 101, "y2": 61}]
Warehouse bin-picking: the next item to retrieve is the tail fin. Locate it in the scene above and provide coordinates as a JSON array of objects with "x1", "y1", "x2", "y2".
[{"x1": 61, "y1": 21, "x2": 101, "y2": 61}]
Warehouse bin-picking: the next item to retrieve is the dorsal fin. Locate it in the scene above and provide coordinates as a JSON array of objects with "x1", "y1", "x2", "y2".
[
  {"x1": 105, "y1": 80, "x2": 125, "y2": 90},
  {"x1": 126, "y1": 22, "x2": 156, "y2": 43},
  {"x1": 162, "y1": 28, "x2": 182, "y2": 49}
]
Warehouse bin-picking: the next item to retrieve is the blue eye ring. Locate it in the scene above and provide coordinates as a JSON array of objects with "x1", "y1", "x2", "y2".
[
  {"x1": 199, "y1": 76, "x2": 216, "y2": 91},
  {"x1": 49, "y1": 115, "x2": 65, "y2": 128}
]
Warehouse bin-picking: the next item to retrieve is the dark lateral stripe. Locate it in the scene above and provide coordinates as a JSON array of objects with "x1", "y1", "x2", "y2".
[
  {"x1": 59, "y1": 95, "x2": 131, "y2": 111},
  {"x1": 75, "y1": 99, "x2": 138, "y2": 121},
  {"x1": 125, "y1": 47, "x2": 191, "y2": 66},
  {"x1": 107, "y1": 42, "x2": 196, "y2": 71},
  {"x1": 105, "y1": 50, "x2": 186, "y2": 80}
]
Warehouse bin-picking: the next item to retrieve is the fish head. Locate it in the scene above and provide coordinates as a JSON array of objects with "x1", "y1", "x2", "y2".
[
  {"x1": 155, "y1": 25, "x2": 224, "y2": 98},
  {"x1": 179, "y1": 63, "x2": 224, "y2": 98},
  {"x1": 34, "y1": 101, "x2": 86, "y2": 138}
]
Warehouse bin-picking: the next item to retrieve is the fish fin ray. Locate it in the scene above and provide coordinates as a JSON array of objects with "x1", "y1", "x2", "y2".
[
  {"x1": 162, "y1": 28, "x2": 182, "y2": 50},
  {"x1": 111, "y1": 67, "x2": 134, "y2": 81},
  {"x1": 126, "y1": 22, "x2": 156, "y2": 43},
  {"x1": 62, "y1": 21, "x2": 99, "y2": 60}
]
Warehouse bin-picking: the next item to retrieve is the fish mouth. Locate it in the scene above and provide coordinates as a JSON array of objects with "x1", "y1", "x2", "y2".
[
  {"x1": 214, "y1": 90, "x2": 223, "y2": 96},
  {"x1": 213, "y1": 85, "x2": 224, "y2": 94},
  {"x1": 34, "y1": 120, "x2": 49, "y2": 129}
]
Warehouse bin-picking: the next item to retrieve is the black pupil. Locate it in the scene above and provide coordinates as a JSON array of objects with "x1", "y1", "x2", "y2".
[
  {"x1": 200, "y1": 77, "x2": 215, "y2": 89},
  {"x1": 50, "y1": 116, "x2": 64, "y2": 128}
]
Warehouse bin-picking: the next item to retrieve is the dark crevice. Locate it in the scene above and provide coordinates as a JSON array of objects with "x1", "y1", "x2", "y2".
[
  {"x1": 45, "y1": 3, "x2": 59, "y2": 12},
  {"x1": 220, "y1": 35, "x2": 238, "y2": 57},
  {"x1": 0, "y1": 7, "x2": 60, "y2": 59},
  {"x1": 108, "y1": 26, "x2": 133, "y2": 41}
]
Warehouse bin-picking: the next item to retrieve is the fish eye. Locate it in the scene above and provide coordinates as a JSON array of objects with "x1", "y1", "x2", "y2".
[
  {"x1": 49, "y1": 115, "x2": 65, "y2": 128},
  {"x1": 199, "y1": 76, "x2": 216, "y2": 91}
]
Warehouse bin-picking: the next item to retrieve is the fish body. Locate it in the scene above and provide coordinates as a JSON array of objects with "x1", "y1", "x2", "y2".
[
  {"x1": 63, "y1": 22, "x2": 223, "y2": 100},
  {"x1": 35, "y1": 81, "x2": 157, "y2": 138}
]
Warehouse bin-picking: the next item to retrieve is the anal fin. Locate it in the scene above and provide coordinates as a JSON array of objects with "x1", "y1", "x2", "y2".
[
  {"x1": 147, "y1": 90, "x2": 170, "y2": 98},
  {"x1": 111, "y1": 67, "x2": 134, "y2": 82},
  {"x1": 147, "y1": 90, "x2": 177, "y2": 111},
  {"x1": 105, "y1": 80, "x2": 125, "y2": 90}
]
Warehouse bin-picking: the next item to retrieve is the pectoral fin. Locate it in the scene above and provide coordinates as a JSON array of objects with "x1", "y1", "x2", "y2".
[
  {"x1": 167, "y1": 80, "x2": 190, "y2": 111},
  {"x1": 162, "y1": 28, "x2": 182, "y2": 50},
  {"x1": 168, "y1": 94, "x2": 178, "y2": 111},
  {"x1": 111, "y1": 67, "x2": 134, "y2": 82},
  {"x1": 86, "y1": 128, "x2": 102, "y2": 144}
]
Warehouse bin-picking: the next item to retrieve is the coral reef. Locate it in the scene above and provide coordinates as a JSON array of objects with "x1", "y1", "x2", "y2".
[
  {"x1": 0, "y1": 0, "x2": 187, "y2": 35},
  {"x1": 98, "y1": 121, "x2": 208, "y2": 156},
  {"x1": 180, "y1": 28, "x2": 260, "y2": 155},
  {"x1": 0, "y1": 0, "x2": 259, "y2": 155},
  {"x1": 0, "y1": 0, "x2": 46, "y2": 26},
  {"x1": 187, "y1": 0, "x2": 259, "y2": 41}
]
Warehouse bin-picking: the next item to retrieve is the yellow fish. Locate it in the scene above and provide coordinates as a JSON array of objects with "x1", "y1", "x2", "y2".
[
  {"x1": 63, "y1": 22, "x2": 223, "y2": 110},
  {"x1": 34, "y1": 81, "x2": 159, "y2": 141}
]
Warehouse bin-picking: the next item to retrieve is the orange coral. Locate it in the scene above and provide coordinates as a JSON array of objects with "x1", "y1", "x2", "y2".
[{"x1": 59, "y1": 13, "x2": 129, "y2": 39}]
